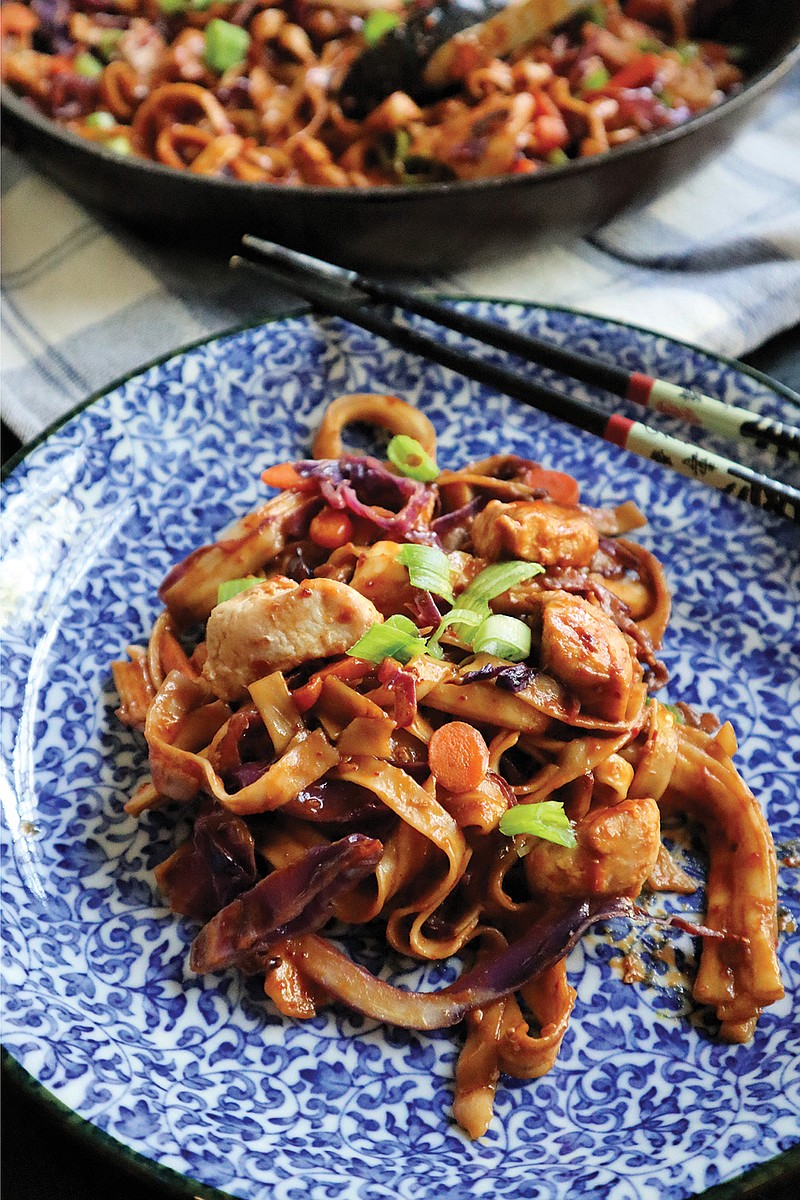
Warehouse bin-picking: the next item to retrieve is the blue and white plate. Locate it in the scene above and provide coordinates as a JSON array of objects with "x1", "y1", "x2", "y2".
[{"x1": 2, "y1": 303, "x2": 799, "y2": 1200}]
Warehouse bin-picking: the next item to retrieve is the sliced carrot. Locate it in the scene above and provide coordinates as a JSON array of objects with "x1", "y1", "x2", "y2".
[
  {"x1": 260, "y1": 463, "x2": 317, "y2": 492},
  {"x1": 523, "y1": 466, "x2": 580, "y2": 506},
  {"x1": 292, "y1": 657, "x2": 372, "y2": 712},
  {"x1": 607, "y1": 54, "x2": 662, "y2": 91},
  {"x1": 428, "y1": 721, "x2": 490, "y2": 794},
  {"x1": 309, "y1": 506, "x2": 354, "y2": 549}
]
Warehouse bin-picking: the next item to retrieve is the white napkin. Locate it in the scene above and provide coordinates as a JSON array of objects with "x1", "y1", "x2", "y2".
[{"x1": 2, "y1": 65, "x2": 798, "y2": 444}]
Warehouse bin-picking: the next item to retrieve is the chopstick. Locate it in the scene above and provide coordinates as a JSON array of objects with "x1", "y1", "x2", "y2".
[
  {"x1": 242, "y1": 236, "x2": 800, "y2": 462},
  {"x1": 231, "y1": 245, "x2": 800, "y2": 524}
]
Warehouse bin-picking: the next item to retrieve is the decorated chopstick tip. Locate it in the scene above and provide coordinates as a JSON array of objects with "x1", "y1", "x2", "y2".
[{"x1": 626, "y1": 372, "x2": 800, "y2": 461}]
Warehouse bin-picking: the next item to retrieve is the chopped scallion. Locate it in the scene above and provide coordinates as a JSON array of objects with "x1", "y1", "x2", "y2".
[
  {"x1": 85, "y1": 110, "x2": 116, "y2": 129},
  {"x1": 582, "y1": 65, "x2": 610, "y2": 92},
  {"x1": 397, "y1": 544, "x2": 454, "y2": 603},
  {"x1": 204, "y1": 18, "x2": 251, "y2": 73},
  {"x1": 472, "y1": 614, "x2": 531, "y2": 663},
  {"x1": 156, "y1": 0, "x2": 189, "y2": 12},
  {"x1": 383, "y1": 613, "x2": 420, "y2": 637},
  {"x1": 676, "y1": 41, "x2": 700, "y2": 62},
  {"x1": 217, "y1": 576, "x2": 262, "y2": 604},
  {"x1": 499, "y1": 801, "x2": 577, "y2": 849},
  {"x1": 547, "y1": 148, "x2": 569, "y2": 166},
  {"x1": 425, "y1": 607, "x2": 483, "y2": 657},
  {"x1": 346, "y1": 614, "x2": 427, "y2": 665},
  {"x1": 386, "y1": 434, "x2": 439, "y2": 482},
  {"x1": 362, "y1": 9, "x2": 401, "y2": 45},
  {"x1": 104, "y1": 135, "x2": 133, "y2": 155},
  {"x1": 457, "y1": 561, "x2": 544, "y2": 610},
  {"x1": 97, "y1": 29, "x2": 123, "y2": 60},
  {"x1": 73, "y1": 51, "x2": 103, "y2": 78},
  {"x1": 449, "y1": 560, "x2": 543, "y2": 641}
]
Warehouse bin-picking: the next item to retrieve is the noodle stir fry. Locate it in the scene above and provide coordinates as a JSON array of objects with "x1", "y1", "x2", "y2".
[
  {"x1": 2, "y1": 0, "x2": 742, "y2": 185},
  {"x1": 113, "y1": 394, "x2": 782, "y2": 1138}
]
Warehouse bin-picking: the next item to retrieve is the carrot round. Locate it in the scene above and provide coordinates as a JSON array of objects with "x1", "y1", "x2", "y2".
[
  {"x1": 523, "y1": 467, "x2": 580, "y2": 506},
  {"x1": 428, "y1": 722, "x2": 490, "y2": 794},
  {"x1": 309, "y1": 506, "x2": 354, "y2": 549},
  {"x1": 260, "y1": 463, "x2": 317, "y2": 492}
]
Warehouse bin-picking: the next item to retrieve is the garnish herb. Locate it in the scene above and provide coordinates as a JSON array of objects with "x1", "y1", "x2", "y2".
[
  {"x1": 386, "y1": 435, "x2": 439, "y2": 482},
  {"x1": 397, "y1": 544, "x2": 454, "y2": 603},
  {"x1": 499, "y1": 801, "x2": 578, "y2": 849}
]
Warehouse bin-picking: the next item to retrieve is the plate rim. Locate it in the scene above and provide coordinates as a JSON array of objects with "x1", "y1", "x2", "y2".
[{"x1": 2, "y1": 299, "x2": 798, "y2": 1200}]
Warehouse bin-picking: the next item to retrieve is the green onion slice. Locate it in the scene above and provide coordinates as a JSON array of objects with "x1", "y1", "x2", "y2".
[
  {"x1": 452, "y1": 560, "x2": 545, "y2": 633},
  {"x1": 386, "y1": 435, "x2": 439, "y2": 482},
  {"x1": 425, "y1": 607, "x2": 483, "y2": 657},
  {"x1": 362, "y1": 9, "x2": 401, "y2": 45},
  {"x1": 396, "y1": 544, "x2": 454, "y2": 603},
  {"x1": 73, "y1": 51, "x2": 104, "y2": 77},
  {"x1": 547, "y1": 148, "x2": 569, "y2": 166},
  {"x1": 458, "y1": 561, "x2": 544, "y2": 609},
  {"x1": 676, "y1": 41, "x2": 700, "y2": 61},
  {"x1": 104, "y1": 135, "x2": 133, "y2": 155},
  {"x1": 499, "y1": 801, "x2": 577, "y2": 850},
  {"x1": 217, "y1": 576, "x2": 262, "y2": 604},
  {"x1": 472, "y1": 614, "x2": 531, "y2": 663},
  {"x1": 383, "y1": 613, "x2": 420, "y2": 637},
  {"x1": 582, "y1": 65, "x2": 610, "y2": 91},
  {"x1": 347, "y1": 614, "x2": 427, "y2": 665},
  {"x1": 85, "y1": 111, "x2": 116, "y2": 129},
  {"x1": 97, "y1": 29, "x2": 123, "y2": 59},
  {"x1": 585, "y1": 3, "x2": 607, "y2": 26},
  {"x1": 156, "y1": 0, "x2": 189, "y2": 12},
  {"x1": 204, "y1": 18, "x2": 251, "y2": 73}
]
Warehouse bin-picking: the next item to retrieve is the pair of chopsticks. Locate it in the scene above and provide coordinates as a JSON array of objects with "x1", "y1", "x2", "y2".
[{"x1": 232, "y1": 237, "x2": 800, "y2": 523}]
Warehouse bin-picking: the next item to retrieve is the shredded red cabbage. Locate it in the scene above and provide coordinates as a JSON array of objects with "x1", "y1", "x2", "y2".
[
  {"x1": 293, "y1": 897, "x2": 734, "y2": 1030},
  {"x1": 31, "y1": 0, "x2": 74, "y2": 54},
  {"x1": 156, "y1": 808, "x2": 257, "y2": 921},
  {"x1": 430, "y1": 496, "x2": 487, "y2": 536},
  {"x1": 294, "y1": 456, "x2": 438, "y2": 543},
  {"x1": 190, "y1": 834, "x2": 383, "y2": 973},
  {"x1": 409, "y1": 590, "x2": 442, "y2": 628},
  {"x1": 281, "y1": 779, "x2": 391, "y2": 830},
  {"x1": 377, "y1": 659, "x2": 418, "y2": 728},
  {"x1": 460, "y1": 662, "x2": 538, "y2": 692}
]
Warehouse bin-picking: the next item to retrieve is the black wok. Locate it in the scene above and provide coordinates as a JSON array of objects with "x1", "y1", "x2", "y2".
[{"x1": 2, "y1": 0, "x2": 799, "y2": 272}]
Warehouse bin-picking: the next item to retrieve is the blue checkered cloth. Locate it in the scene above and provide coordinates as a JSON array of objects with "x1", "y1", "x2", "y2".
[{"x1": 2, "y1": 65, "x2": 798, "y2": 443}]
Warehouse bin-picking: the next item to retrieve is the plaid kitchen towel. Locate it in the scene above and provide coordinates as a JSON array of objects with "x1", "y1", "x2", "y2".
[{"x1": 2, "y1": 64, "x2": 799, "y2": 445}]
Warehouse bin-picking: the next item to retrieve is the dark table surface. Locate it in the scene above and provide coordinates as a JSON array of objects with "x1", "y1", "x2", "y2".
[{"x1": 2, "y1": 324, "x2": 799, "y2": 1200}]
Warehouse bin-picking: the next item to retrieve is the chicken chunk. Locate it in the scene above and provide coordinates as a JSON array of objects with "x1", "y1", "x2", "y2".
[
  {"x1": 203, "y1": 576, "x2": 381, "y2": 700},
  {"x1": 523, "y1": 797, "x2": 661, "y2": 897},
  {"x1": 349, "y1": 541, "x2": 416, "y2": 617},
  {"x1": 469, "y1": 499, "x2": 599, "y2": 567},
  {"x1": 540, "y1": 593, "x2": 633, "y2": 722}
]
